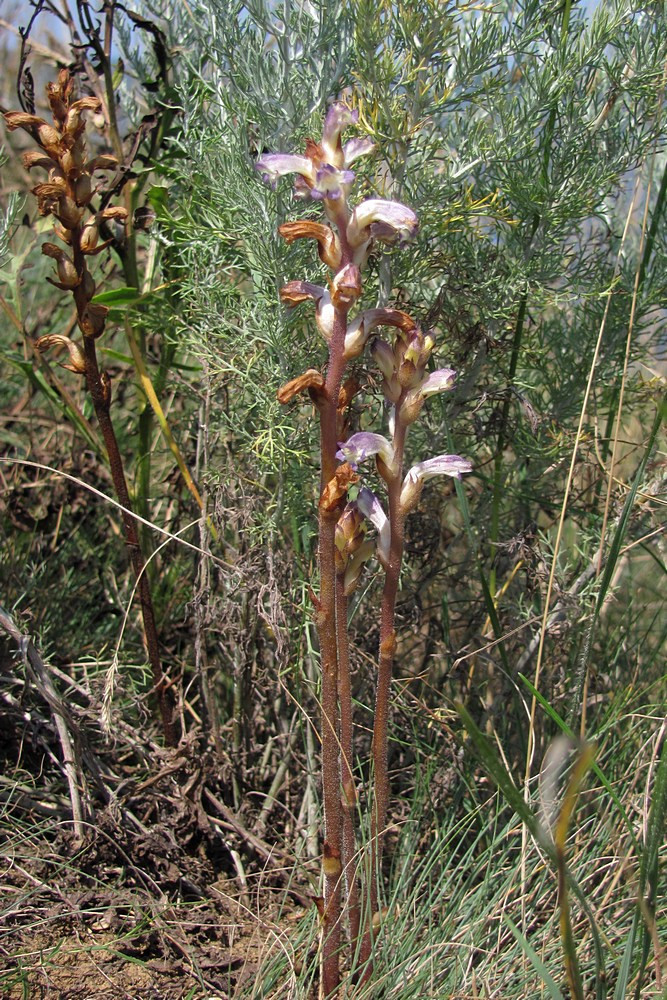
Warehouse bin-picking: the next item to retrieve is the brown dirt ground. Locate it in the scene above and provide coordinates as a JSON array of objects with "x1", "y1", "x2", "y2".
[{"x1": 0, "y1": 761, "x2": 317, "y2": 1000}]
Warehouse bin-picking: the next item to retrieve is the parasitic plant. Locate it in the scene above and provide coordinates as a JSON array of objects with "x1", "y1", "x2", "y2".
[
  {"x1": 4, "y1": 70, "x2": 178, "y2": 748},
  {"x1": 257, "y1": 102, "x2": 471, "y2": 995}
]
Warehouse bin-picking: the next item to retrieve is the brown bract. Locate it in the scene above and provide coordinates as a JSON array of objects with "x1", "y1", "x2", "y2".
[
  {"x1": 277, "y1": 369, "x2": 325, "y2": 404},
  {"x1": 319, "y1": 462, "x2": 359, "y2": 512},
  {"x1": 278, "y1": 220, "x2": 341, "y2": 270}
]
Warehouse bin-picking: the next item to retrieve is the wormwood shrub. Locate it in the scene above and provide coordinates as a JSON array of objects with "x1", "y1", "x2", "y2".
[{"x1": 0, "y1": 0, "x2": 665, "y2": 998}]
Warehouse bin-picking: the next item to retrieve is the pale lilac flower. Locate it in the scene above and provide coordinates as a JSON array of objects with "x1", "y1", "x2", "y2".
[
  {"x1": 419, "y1": 368, "x2": 456, "y2": 396},
  {"x1": 342, "y1": 136, "x2": 375, "y2": 165},
  {"x1": 320, "y1": 103, "x2": 376, "y2": 167},
  {"x1": 401, "y1": 368, "x2": 457, "y2": 422},
  {"x1": 256, "y1": 150, "x2": 354, "y2": 200},
  {"x1": 357, "y1": 486, "x2": 391, "y2": 567},
  {"x1": 336, "y1": 431, "x2": 395, "y2": 471},
  {"x1": 347, "y1": 199, "x2": 419, "y2": 248},
  {"x1": 321, "y1": 102, "x2": 359, "y2": 164},
  {"x1": 256, "y1": 103, "x2": 367, "y2": 202},
  {"x1": 400, "y1": 455, "x2": 472, "y2": 511},
  {"x1": 311, "y1": 163, "x2": 356, "y2": 200},
  {"x1": 255, "y1": 153, "x2": 315, "y2": 190}
]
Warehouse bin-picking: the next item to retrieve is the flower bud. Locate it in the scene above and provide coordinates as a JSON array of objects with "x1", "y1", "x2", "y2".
[
  {"x1": 81, "y1": 269, "x2": 96, "y2": 299},
  {"x1": 61, "y1": 142, "x2": 86, "y2": 176},
  {"x1": 334, "y1": 502, "x2": 365, "y2": 572},
  {"x1": 37, "y1": 124, "x2": 62, "y2": 157},
  {"x1": 331, "y1": 263, "x2": 361, "y2": 308},
  {"x1": 79, "y1": 303, "x2": 108, "y2": 338},
  {"x1": 57, "y1": 196, "x2": 83, "y2": 228}
]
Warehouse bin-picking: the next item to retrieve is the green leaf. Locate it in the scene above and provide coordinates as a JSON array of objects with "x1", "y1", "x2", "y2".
[
  {"x1": 504, "y1": 916, "x2": 566, "y2": 1000},
  {"x1": 91, "y1": 286, "x2": 140, "y2": 307}
]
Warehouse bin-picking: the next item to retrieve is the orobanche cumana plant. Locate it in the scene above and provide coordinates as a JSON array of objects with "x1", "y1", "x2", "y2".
[
  {"x1": 256, "y1": 103, "x2": 471, "y2": 994},
  {"x1": 3, "y1": 73, "x2": 178, "y2": 748}
]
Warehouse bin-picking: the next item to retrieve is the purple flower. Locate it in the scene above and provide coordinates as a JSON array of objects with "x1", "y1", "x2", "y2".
[
  {"x1": 419, "y1": 368, "x2": 456, "y2": 396},
  {"x1": 401, "y1": 368, "x2": 457, "y2": 422},
  {"x1": 256, "y1": 103, "x2": 368, "y2": 202},
  {"x1": 347, "y1": 199, "x2": 419, "y2": 248},
  {"x1": 343, "y1": 136, "x2": 376, "y2": 165},
  {"x1": 400, "y1": 454, "x2": 472, "y2": 512},
  {"x1": 357, "y1": 486, "x2": 391, "y2": 567},
  {"x1": 311, "y1": 163, "x2": 356, "y2": 200},
  {"x1": 321, "y1": 102, "x2": 359, "y2": 164},
  {"x1": 336, "y1": 431, "x2": 395, "y2": 471},
  {"x1": 255, "y1": 153, "x2": 315, "y2": 190}
]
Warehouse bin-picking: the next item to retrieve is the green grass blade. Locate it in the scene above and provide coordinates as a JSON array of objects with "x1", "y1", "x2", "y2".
[{"x1": 504, "y1": 915, "x2": 566, "y2": 1000}]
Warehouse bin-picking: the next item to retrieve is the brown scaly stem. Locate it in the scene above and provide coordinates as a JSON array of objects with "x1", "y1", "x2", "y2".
[
  {"x1": 317, "y1": 238, "x2": 353, "y2": 998},
  {"x1": 336, "y1": 575, "x2": 361, "y2": 955},
  {"x1": 360, "y1": 418, "x2": 407, "y2": 977}
]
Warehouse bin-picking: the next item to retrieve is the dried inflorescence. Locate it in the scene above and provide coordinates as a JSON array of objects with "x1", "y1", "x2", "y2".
[
  {"x1": 4, "y1": 70, "x2": 177, "y2": 748},
  {"x1": 5, "y1": 69, "x2": 124, "y2": 348}
]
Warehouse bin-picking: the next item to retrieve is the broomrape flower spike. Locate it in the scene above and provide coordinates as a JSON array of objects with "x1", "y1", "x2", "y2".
[{"x1": 259, "y1": 97, "x2": 469, "y2": 997}]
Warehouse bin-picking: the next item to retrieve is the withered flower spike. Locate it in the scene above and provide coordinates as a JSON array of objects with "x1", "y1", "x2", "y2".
[{"x1": 277, "y1": 369, "x2": 326, "y2": 405}]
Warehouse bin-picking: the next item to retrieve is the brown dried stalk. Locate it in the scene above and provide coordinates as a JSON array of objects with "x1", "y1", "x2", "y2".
[{"x1": 4, "y1": 70, "x2": 178, "y2": 747}]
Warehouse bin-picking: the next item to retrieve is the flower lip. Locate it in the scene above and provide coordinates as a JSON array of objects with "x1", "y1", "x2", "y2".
[
  {"x1": 255, "y1": 153, "x2": 315, "y2": 190},
  {"x1": 419, "y1": 368, "x2": 456, "y2": 396},
  {"x1": 311, "y1": 163, "x2": 356, "y2": 200},
  {"x1": 278, "y1": 220, "x2": 341, "y2": 269},
  {"x1": 404, "y1": 454, "x2": 473, "y2": 487},
  {"x1": 280, "y1": 280, "x2": 326, "y2": 306},
  {"x1": 343, "y1": 137, "x2": 376, "y2": 166},
  {"x1": 400, "y1": 454, "x2": 472, "y2": 512},
  {"x1": 336, "y1": 431, "x2": 395, "y2": 470},
  {"x1": 347, "y1": 198, "x2": 419, "y2": 248}
]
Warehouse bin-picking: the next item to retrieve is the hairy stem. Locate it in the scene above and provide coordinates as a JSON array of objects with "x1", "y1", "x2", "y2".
[
  {"x1": 336, "y1": 575, "x2": 360, "y2": 954},
  {"x1": 317, "y1": 236, "x2": 353, "y2": 998}
]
